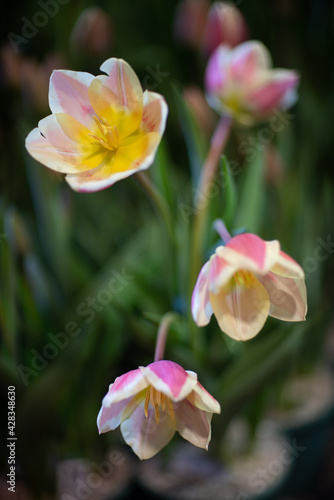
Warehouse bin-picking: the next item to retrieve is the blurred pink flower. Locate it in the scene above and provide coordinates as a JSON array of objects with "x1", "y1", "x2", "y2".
[
  {"x1": 173, "y1": 0, "x2": 210, "y2": 48},
  {"x1": 205, "y1": 41, "x2": 299, "y2": 125},
  {"x1": 192, "y1": 232, "x2": 307, "y2": 341},
  {"x1": 97, "y1": 360, "x2": 220, "y2": 460},
  {"x1": 70, "y1": 7, "x2": 113, "y2": 56},
  {"x1": 25, "y1": 58, "x2": 168, "y2": 192},
  {"x1": 202, "y1": 2, "x2": 248, "y2": 55}
]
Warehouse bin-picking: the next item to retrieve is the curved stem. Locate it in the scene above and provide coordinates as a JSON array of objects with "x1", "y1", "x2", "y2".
[
  {"x1": 213, "y1": 219, "x2": 232, "y2": 244},
  {"x1": 154, "y1": 312, "x2": 180, "y2": 362},
  {"x1": 189, "y1": 116, "x2": 232, "y2": 295},
  {"x1": 195, "y1": 115, "x2": 232, "y2": 210}
]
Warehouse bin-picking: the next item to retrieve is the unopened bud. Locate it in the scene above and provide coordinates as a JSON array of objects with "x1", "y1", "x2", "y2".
[
  {"x1": 70, "y1": 7, "x2": 113, "y2": 56},
  {"x1": 202, "y1": 2, "x2": 248, "y2": 56},
  {"x1": 173, "y1": 0, "x2": 210, "y2": 48}
]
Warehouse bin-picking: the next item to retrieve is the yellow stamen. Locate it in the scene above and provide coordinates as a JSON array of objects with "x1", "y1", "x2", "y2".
[
  {"x1": 89, "y1": 116, "x2": 120, "y2": 151},
  {"x1": 144, "y1": 388, "x2": 150, "y2": 418},
  {"x1": 144, "y1": 386, "x2": 175, "y2": 425},
  {"x1": 166, "y1": 398, "x2": 175, "y2": 420},
  {"x1": 234, "y1": 270, "x2": 254, "y2": 287}
]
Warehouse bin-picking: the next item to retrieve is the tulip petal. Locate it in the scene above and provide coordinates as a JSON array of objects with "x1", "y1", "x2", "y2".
[
  {"x1": 141, "y1": 90, "x2": 168, "y2": 136},
  {"x1": 210, "y1": 274, "x2": 270, "y2": 340},
  {"x1": 49, "y1": 70, "x2": 96, "y2": 128},
  {"x1": 246, "y1": 70, "x2": 299, "y2": 114},
  {"x1": 259, "y1": 271, "x2": 307, "y2": 321},
  {"x1": 97, "y1": 395, "x2": 136, "y2": 434},
  {"x1": 217, "y1": 234, "x2": 280, "y2": 274},
  {"x1": 65, "y1": 131, "x2": 159, "y2": 192},
  {"x1": 230, "y1": 41, "x2": 271, "y2": 84},
  {"x1": 205, "y1": 45, "x2": 231, "y2": 94},
  {"x1": 187, "y1": 383, "x2": 221, "y2": 414},
  {"x1": 175, "y1": 399, "x2": 212, "y2": 450},
  {"x1": 25, "y1": 115, "x2": 101, "y2": 173},
  {"x1": 141, "y1": 361, "x2": 197, "y2": 402},
  {"x1": 102, "y1": 368, "x2": 148, "y2": 406},
  {"x1": 271, "y1": 251, "x2": 305, "y2": 279},
  {"x1": 120, "y1": 402, "x2": 175, "y2": 460},
  {"x1": 208, "y1": 252, "x2": 236, "y2": 293},
  {"x1": 191, "y1": 260, "x2": 213, "y2": 326},
  {"x1": 116, "y1": 131, "x2": 161, "y2": 171},
  {"x1": 88, "y1": 58, "x2": 143, "y2": 140}
]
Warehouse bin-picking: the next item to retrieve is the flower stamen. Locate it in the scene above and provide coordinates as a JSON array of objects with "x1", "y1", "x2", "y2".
[
  {"x1": 234, "y1": 270, "x2": 254, "y2": 287},
  {"x1": 144, "y1": 386, "x2": 175, "y2": 424},
  {"x1": 89, "y1": 116, "x2": 120, "y2": 151}
]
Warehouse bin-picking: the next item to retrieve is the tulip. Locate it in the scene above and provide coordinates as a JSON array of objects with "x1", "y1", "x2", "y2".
[
  {"x1": 202, "y1": 2, "x2": 248, "y2": 55},
  {"x1": 173, "y1": 0, "x2": 210, "y2": 49},
  {"x1": 192, "y1": 230, "x2": 307, "y2": 341},
  {"x1": 97, "y1": 360, "x2": 220, "y2": 460},
  {"x1": 25, "y1": 58, "x2": 168, "y2": 192},
  {"x1": 205, "y1": 41, "x2": 299, "y2": 125},
  {"x1": 70, "y1": 7, "x2": 113, "y2": 56}
]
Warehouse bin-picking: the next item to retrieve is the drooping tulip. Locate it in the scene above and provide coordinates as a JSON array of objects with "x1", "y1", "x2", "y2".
[
  {"x1": 192, "y1": 232, "x2": 307, "y2": 341},
  {"x1": 97, "y1": 360, "x2": 220, "y2": 460}
]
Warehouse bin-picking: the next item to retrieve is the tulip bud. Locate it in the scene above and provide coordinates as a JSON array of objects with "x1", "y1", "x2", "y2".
[
  {"x1": 70, "y1": 7, "x2": 113, "y2": 56},
  {"x1": 202, "y1": 2, "x2": 248, "y2": 56},
  {"x1": 0, "y1": 44, "x2": 22, "y2": 89},
  {"x1": 173, "y1": 0, "x2": 210, "y2": 48}
]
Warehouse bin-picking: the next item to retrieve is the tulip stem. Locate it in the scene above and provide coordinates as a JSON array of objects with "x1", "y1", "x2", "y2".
[
  {"x1": 189, "y1": 115, "x2": 232, "y2": 297},
  {"x1": 213, "y1": 219, "x2": 232, "y2": 244},
  {"x1": 154, "y1": 312, "x2": 180, "y2": 362},
  {"x1": 195, "y1": 115, "x2": 232, "y2": 210}
]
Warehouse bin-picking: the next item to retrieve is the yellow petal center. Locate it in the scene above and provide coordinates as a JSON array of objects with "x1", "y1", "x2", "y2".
[
  {"x1": 89, "y1": 116, "x2": 120, "y2": 151},
  {"x1": 144, "y1": 386, "x2": 175, "y2": 425},
  {"x1": 234, "y1": 270, "x2": 255, "y2": 287}
]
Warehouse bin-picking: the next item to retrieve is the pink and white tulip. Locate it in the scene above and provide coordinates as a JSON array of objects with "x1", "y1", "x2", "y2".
[
  {"x1": 25, "y1": 58, "x2": 168, "y2": 192},
  {"x1": 97, "y1": 360, "x2": 220, "y2": 460},
  {"x1": 205, "y1": 41, "x2": 299, "y2": 124},
  {"x1": 192, "y1": 232, "x2": 307, "y2": 341}
]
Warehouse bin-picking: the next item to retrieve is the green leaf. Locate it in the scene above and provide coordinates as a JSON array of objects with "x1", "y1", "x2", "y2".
[
  {"x1": 151, "y1": 139, "x2": 174, "y2": 212},
  {"x1": 220, "y1": 155, "x2": 238, "y2": 229},
  {"x1": 234, "y1": 148, "x2": 265, "y2": 233}
]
